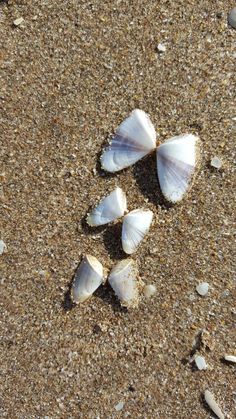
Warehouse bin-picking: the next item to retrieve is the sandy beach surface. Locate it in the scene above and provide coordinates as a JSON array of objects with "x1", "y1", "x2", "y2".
[{"x1": 1, "y1": 1, "x2": 235, "y2": 418}]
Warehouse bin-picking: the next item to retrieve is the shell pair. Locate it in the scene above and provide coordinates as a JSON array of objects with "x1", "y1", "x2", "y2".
[
  {"x1": 87, "y1": 187, "x2": 153, "y2": 255},
  {"x1": 100, "y1": 109, "x2": 201, "y2": 203},
  {"x1": 71, "y1": 255, "x2": 142, "y2": 308}
]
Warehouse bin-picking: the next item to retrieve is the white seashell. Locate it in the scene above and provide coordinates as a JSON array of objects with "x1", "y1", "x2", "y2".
[
  {"x1": 108, "y1": 259, "x2": 140, "y2": 308},
  {"x1": 196, "y1": 282, "x2": 209, "y2": 296},
  {"x1": 143, "y1": 284, "x2": 157, "y2": 298},
  {"x1": 204, "y1": 390, "x2": 225, "y2": 419},
  {"x1": 122, "y1": 209, "x2": 153, "y2": 254},
  {"x1": 156, "y1": 133, "x2": 200, "y2": 203},
  {"x1": 0, "y1": 240, "x2": 6, "y2": 255},
  {"x1": 71, "y1": 255, "x2": 103, "y2": 303},
  {"x1": 87, "y1": 187, "x2": 127, "y2": 226},
  {"x1": 211, "y1": 156, "x2": 222, "y2": 169},
  {"x1": 224, "y1": 354, "x2": 236, "y2": 363},
  {"x1": 101, "y1": 109, "x2": 156, "y2": 172},
  {"x1": 194, "y1": 355, "x2": 207, "y2": 370}
]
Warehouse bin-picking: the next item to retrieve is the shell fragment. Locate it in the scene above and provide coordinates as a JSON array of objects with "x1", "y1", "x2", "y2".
[
  {"x1": 108, "y1": 259, "x2": 141, "y2": 308},
  {"x1": 204, "y1": 390, "x2": 225, "y2": 419},
  {"x1": 101, "y1": 109, "x2": 156, "y2": 172}
]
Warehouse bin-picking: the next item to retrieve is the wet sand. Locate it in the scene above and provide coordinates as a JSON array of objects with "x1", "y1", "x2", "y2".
[{"x1": 0, "y1": 1, "x2": 235, "y2": 418}]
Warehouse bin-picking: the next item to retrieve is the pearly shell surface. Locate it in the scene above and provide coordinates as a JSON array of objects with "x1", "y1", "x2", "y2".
[
  {"x1": 87, "y1": 187, "x2": 127, "y2": 226},
  {"x1": 156, "y1": 133, "x2": 200, "y2": 203},
  {"x1": 122, "y1": 209, "x2": 153, "y2": 254},
  {"x1": 101, "y1": 109, "x2": 156, "y2": 172},
  {"x1": 71, "y1": 255, "x2": 103, "y2": 303}
]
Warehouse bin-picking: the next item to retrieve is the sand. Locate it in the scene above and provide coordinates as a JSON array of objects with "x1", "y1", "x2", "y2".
[{"x1": 0, "y1": 1, "x2": 235, "y2": 418}]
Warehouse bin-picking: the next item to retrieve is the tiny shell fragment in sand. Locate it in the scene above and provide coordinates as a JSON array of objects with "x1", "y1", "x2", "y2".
[
  {"x1": 115, "y1": 401, "x2": 124, "y2": 411},
  {"x1": 228, "y1": 7, "x2": 236, "y2": 29},
  {"x1": 211, "y1": 156, "x2": 222, "y2": 169},
  {"x1": 194, "y1": 355, "x2": 207, "y2": 370},
  {"x1": 224, "y1": 354, "x2": 236, "y2": 363},
  {"x1": 0, "y1": 240, "x2": 6, "y2": 255},
  {"x1": 204, "y1": 390, "x2": 225, "y2": 419},
  {"x1": 196, "y1": 282, "x2": 209, "y2": 296},
  {"x1": 13, "y1": 17, "x2": 24, "y2": 26},
  {"x1": 143, "y1": 284, "x2": 157, "y2": 298},
  {"x1": 157, "y1": 43, "x2": 166, "y2": 52}
]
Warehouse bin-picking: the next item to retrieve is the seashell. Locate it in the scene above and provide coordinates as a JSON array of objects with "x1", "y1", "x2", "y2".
[
  {"x1": 204, "y1": 390, "x2": 225, "y2": 419},
  {"x1": 87, "y1": 187, "x2": 127, "y2": 226},
  {"x1": 101, "y1": 109, "x2": 156, "y2": 172},
  {"x1": 194, "y1": 355, "x2": 207, "y2": 370},
  {"x1": 224, "y1": 354, "x2": 236, "y2": 363},
  {"x1": 108, "y1": 259, "x2": 141, "y2": 308},
  {"x1": 156, "y1": 133, "x2": 200, "y2": 203},
  {"x1": 143, "y1": 284, "x2": 157, "y2": 298},
  {"x1": 71, "y1": 254, "x2": 103, "y2": 303},
  {"x1": 122, "y1": 209, "x2": 153, "y2": 254}
]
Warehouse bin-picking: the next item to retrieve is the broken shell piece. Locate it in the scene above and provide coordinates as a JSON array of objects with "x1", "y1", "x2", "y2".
[
  {"x1": 71, "y1": 255, "x2": 103, "y2": 303},
  {"x1": 224, "y1": 355, "x2": 236, "y2": 363},
  {"x1": 101, "y1": 109, "x2": 156, "y2": 172},
  {"x1": 87, "y1": 187, "x2": 127, "y2": 226},
  {"x1": 196, "y1": 282, "x2": 209, "y2": 296},
  {"x1": 211, "y1": 156, "x2": 222, "y2": 169},
  {"x1": 143, "y1": 284, "x2": 157, "y2": 298},
  {"x1": 194, "y1": 355, "x2": 207, "y2": 370},
  {"x1": 108, "y1": 259, "x2": 140, "y2": 308},
  {"x1": 122, "y1": 209, "x2": 153, "y2": 254},
  {"x1": 0, "y1": 240, "x2": 6, "y2": 255},
  {"x1": 156, "y1": 134, "x2": 200, "y2": 203},
  {"x1": 204, "y1": 390, "x2": 225, "y2": 419}
]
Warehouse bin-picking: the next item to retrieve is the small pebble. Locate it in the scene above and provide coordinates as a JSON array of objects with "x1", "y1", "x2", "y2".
[
  {"x1": 196, "y1": 282, "x2": 209, "y2": 296},
  {"x1": 224, "y1": 354, "x2": 236, "y2": 363},
  {"x1": 194, "y1": 355, "x2": 207, "y2": 370},
  {"x1": 211, "y1": 156, "x2": 222, "y2": 169},
  {"x1": 228, "y1": 7, "x2": 236, "y2": 29},
  {"x1": 13, "y1": 17, "x2": 24, "y2": 26},
  {"x1": 115, "y1": 401, "x2": 124, "y2": 411},
  {"x1": 157, "y1": 43, "x2": 166, "y2": 53},
  {"x1": 0, "y1": 240, "x2": 6, "y2": 255},
  {"x1": 143, "y1": 284, "x2": 157, "y2": 298}
]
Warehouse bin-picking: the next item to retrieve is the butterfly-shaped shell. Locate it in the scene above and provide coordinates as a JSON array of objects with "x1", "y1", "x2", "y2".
[
  {"x1": 156, "y1": 133, "x2": 200, "y2": 203},
  {"x1": 101, "y1": 109, "x2": 156, "y2": 172},
  {"x1": 108, "y1": 259, "x2": 140, "y2": 308},
  {"x1": 71, "y1": 255, "x2": 103, "y2": 303},
  {"x1": 122, "y1": 209, "x2": 153, "y2": 254},
  {"x1": 87, "y1": 187, "x2": 127, "y2": 226}
]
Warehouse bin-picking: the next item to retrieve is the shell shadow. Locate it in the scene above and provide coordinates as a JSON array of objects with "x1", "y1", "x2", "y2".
[
  {"x1": 62, "y1": 269, "x2": 77, "y2": 312},
  {"x1": 132, "y1": 153, "x2": 171, "y2": 209},
  {"x1": 102, "y1": 222, "x2": 126, "y2": 261},
  {"x1": 94, "y1": 284, "x2": 128, "y2": 314}
]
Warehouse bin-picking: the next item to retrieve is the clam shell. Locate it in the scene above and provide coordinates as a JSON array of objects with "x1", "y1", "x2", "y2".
[
  {"x1": 122, "y1": 209, "x2": 153, "y2": 254},
  {"x1": 101, "y1": 109, "x2": 156, "y2": 172},
  {"x1": 156, "y1": 133, "x2": 200, "y2": 203},
  {"x1": 87, "y1": 187, "x2": 127, "y2": 226},
  {"x1": 108, "y1": 259, "x2": 141, "y2": 308},
  {"x1": 71, "y1": 255, "x2": 103, "y2": 303}
]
